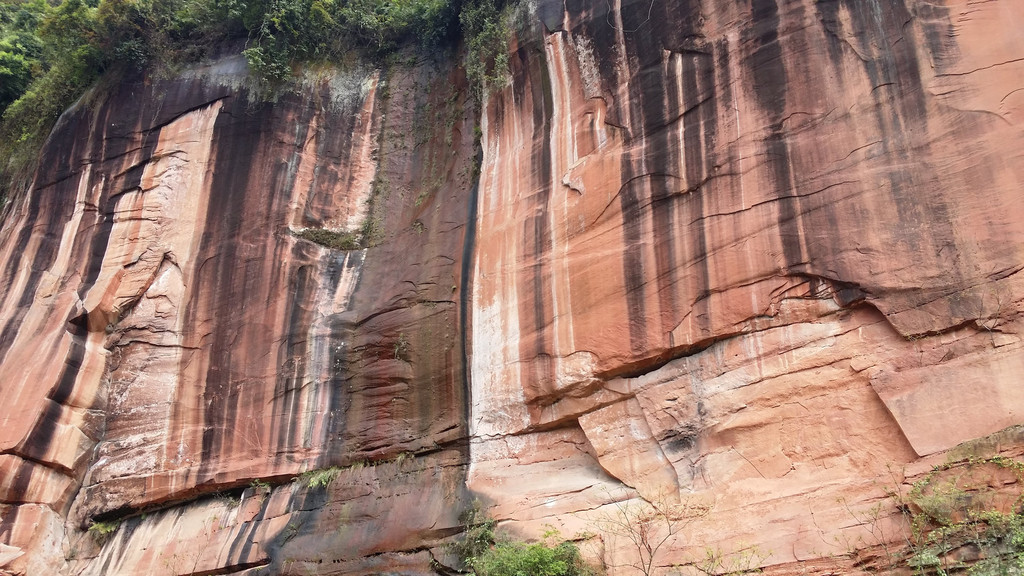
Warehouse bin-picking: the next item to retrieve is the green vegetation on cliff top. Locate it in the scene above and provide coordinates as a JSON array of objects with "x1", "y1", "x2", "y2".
[{"x1": 0, "y1": 0, "x2": 511, "y2": 201}]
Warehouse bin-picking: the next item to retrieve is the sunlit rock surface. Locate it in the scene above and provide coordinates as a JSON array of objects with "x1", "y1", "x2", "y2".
[
  {"x1": 0, "y1": 53, "x2": 476, "y2": 574},
  {"x1": 2, "y1": 0, "x2": 1024, "y2": 574}
]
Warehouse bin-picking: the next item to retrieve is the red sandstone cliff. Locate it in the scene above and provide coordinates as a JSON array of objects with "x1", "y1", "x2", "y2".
[{"x1": 2, "y1": 0, "x2": 1024, "y2": 574}]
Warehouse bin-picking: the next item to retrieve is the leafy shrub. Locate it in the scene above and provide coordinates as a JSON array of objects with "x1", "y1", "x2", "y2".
[
  {"x1": 242, "y1": 44, "x2": 292, "y2": 87},
  {"x1": 451, "y1": 502, "x2": 594, "y2": 576},
  {"x1": 460, "y1": 0, "x2": 510, "y2": 97},
  {"x1": 449, "y1": 500, "x2": 498, "y2": 565},
  {"x1": 472, "y1": 539, "x2": 592, "y2": 576},
  {"x1": 299, "y1": 466, "x2": 340, "y2": 488},
  {"x1": 241, "y1": 0, "x2": 460, "y2": 88},
  {"x1": 901, "y1": 456, "x2": 1024, "y2": 574},
  {"x1": 295, "y1": 227, "x2": 361, "y2": 250},
  {"x1": 0, "y1": 0, "x2": 45, "y2": 117},
  {"x1": 335, "y1": 0, "x2": 454, "y2": 54},
  {"x1": 88, "y1": 519, "x2": 121, "y2": 544}
]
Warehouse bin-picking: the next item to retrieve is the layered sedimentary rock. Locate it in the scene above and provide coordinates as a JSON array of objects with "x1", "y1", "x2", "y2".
[
  {"x1": 468, "y1": 0, "x2": 1024, "y2": 571},
  {"x1": 0, "y1": 54, "x2": 478, "y2": 574},
  {"x1": 2, "y1": 0, "x2": 1024, "y2": 574}
]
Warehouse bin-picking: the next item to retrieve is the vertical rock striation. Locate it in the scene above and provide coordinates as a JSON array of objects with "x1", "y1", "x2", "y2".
[
  {"x1": 0, "y1": 53, "x2": 478, "y2": 574},
  {"x1": 1, "y1": 0, "x2": 1023, "y2": 574},
  {"x1": 469, "y1": 0, "x2": 1024, "y2": 570}
]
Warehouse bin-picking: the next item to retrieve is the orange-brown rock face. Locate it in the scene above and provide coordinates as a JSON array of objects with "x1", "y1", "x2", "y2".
[
  {"x1": 469, "y1": 0, "x2": 1024, "y2": 572},
  {"x1": 1, "y1": 0, "x2": 1024, "y2": 574},
  {"x1": 0, "y1": 55, "x2": 477, "y2": 574}
]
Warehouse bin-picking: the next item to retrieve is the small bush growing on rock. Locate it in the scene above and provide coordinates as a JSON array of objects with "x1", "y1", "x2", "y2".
[
  {"x1": 451, "y1": 501, "x2": 595, "y2": 576},
  {"x1": 903, "y1": 456, "x2": 1024, "y2": 575},
  {"x1": 88, "y1": 519, "x2": 120, "y2": 544},
  {"x1": 299, "y1": 466, "x2": 340, "y2": 489},
  {"x1": 471, "y1": 538, "x2": 593, "y2": 576},
  {"x1": 853, "y1": 455, "x2": 1024, "y2": 575},
  {"x1": 593, "y1": 492, "x2": 711, "y2": 576},
  {"x1": 295, "y1": 227, "x2": 361, "y2": 250},
  {"x1": 449, "y1": 500, "x2": 497, "y2": 566}
]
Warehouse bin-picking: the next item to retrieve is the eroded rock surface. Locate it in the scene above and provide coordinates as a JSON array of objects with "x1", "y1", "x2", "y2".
[
  {"x1": 469, "y1": 0, "x2": 1024, "y2": 572},
  {"x1": 0, "y1": 53, "x2": 477, "y2": 574},
  {"x1": 1, "y1": 0, "x2": 1023, "y2": 574}
]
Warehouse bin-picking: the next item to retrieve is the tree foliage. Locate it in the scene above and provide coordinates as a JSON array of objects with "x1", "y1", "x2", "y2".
[
  {"x1": 472, "y1": 539, "x2": 592, "y2": 576},
  {"x1": 0, "y1": 0, "x2": 45, "y2": 116},
  {"x1": 0, "y1": 0, "x2": 248, "y2": 193},
  {"x1": 901, "y1": 456, "x2": 1024, "y2": 575},
  {"x1": 450, "y1": 502, "x2": 594, "y2": 576},
  {"x1": 240, "y1": 0, "x2": 462, "y2": 88},
  {"x1": 459, "y1": 0, "x2": 509, "y2": 96},
  {"x1": 0, "y1": 0, "x2": 514, "y2": 199}
]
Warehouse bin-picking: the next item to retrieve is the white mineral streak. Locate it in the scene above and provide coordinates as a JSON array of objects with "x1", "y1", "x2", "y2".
[
  {"x1": 340, "y1": 72, "x2": 381, "y2": 232},
  {"x1": 469, "y1": 94, "x2": 528, "y2": 485},
  {"x1": 468, "y1": 3, "x2": 680, "y2": 507},
  {"x1": 287, "y1": 70, "x2": 381, "y2": 234},
  {"x1": 0, "y1": 163, "x2": 97, "y2": 445},
  {"x1": 304, "y1": 249, "x2": 365, "y2": 450}
]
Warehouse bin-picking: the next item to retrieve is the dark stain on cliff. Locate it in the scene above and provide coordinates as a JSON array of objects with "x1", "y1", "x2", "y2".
[
  {"x1": 748, "y1": 0, "x2": 787, "y2": 114},
  {"x1": 0, "y1": 91, "x2": 114, "y2": 367},
  {"x1": 668, "y1": 19, "x2": 708, "y2": 338},
  {"x1": 226, "y1": 495, "x2": 271, "y2": 565},
  {"x1": 273, "y1": 260, "x2": 315, "y2": 455},
  {"x1": 745, "y1": 0, "x2": 805, "y2": 270},
  {"x1": 680, "y1": 43, "x2": 720, "y2": 339},
  {"x1": 79, "y1": 81, "x2": 165, "y2": 301},
  {"x1": 189, "y1": 95, "x2": 265, "y2": 478},
  {"x1": 312, "y1": 59, "x2": 472, "y2": 461},
  {"x1": 10, "y1": 317, "x2": 89, "y2": 498},
  {"x1": 458, "y1": 100, "x2": 480, "y2": 463},
  {"x1": 512, "y1": 41, "x2": 557, "y2": 398},
  {"x1": 0, "y1": 151, "x2": 75, "y2": 365},
  {"x1": 616, "y1": 3, "x2": 655, "y2": 356},
  {"x1": 614, "y1": 0, "x2": 708, "y2": 354},
  {"x1": 911, "y1": 1, "x2": 958, "y2": 73},
  {"x1": 304, "y1": 85, "x2": 344, "y2": 223},
  {"x1": 321, "y1": 251, "x2": 360, "y2": 458},
  {"x1": 813, "y1": 0, "x2": 959, "y2": 295},
  {"x1": 194, "y1": 90, "x2": 323, "y2": 468},
  {"x1": 565, "y1": 0, "x2": 625, "y2": 127},
  {"x1": 11, "y1": 85, "x2": 150, "y2": 470}
]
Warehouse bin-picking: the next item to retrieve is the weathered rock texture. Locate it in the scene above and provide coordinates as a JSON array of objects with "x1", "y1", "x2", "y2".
[
  {"x1": 469, "y1": 0, "x2": 1024, "y2": 571},
  {"x1": 0, "y1": 54, "x2": 477, "y2": 574},
  {"x1": 1, "y1": 0, "x2": 1024, "y2": 574}
]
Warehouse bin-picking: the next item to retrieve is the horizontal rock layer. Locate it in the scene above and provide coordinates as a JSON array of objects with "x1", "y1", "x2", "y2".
[{"x1": 1, "y1": 0, "x2": 1023, "y2": 574}]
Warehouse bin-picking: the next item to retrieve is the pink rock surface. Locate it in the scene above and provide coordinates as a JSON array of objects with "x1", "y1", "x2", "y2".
[
  {"x1": 1, "y1": 0, "x2": 1023, "y2": 574},
  {"x1": 0, "y1": 54, "x2": 476, "y2": 574},
  {"x1": 469, "y1": 0, "x2": 1024, "y2": 572}
]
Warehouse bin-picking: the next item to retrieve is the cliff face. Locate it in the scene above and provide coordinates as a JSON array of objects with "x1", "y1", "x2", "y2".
[
  {"x1": 0, "y1": 55, "x2": 477, "y2": 574},
  {"x1": 2, "y1": 0, "x2": 1024, "y2": 574},
  {"x1": 469, "y1": 0, "x2": 1024, "y2": 567}
]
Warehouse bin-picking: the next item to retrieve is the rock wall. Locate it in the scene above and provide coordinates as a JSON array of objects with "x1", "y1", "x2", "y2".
[
  {"x1": 1, "y1": 0, "x2": 1024, "y2": 574},
  {"x1": 470, "y1": 0, "x2": 1024, "y2": 570},
  {"x1": 0, "y1": 54, "x2": 478, "y2": 574}
]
